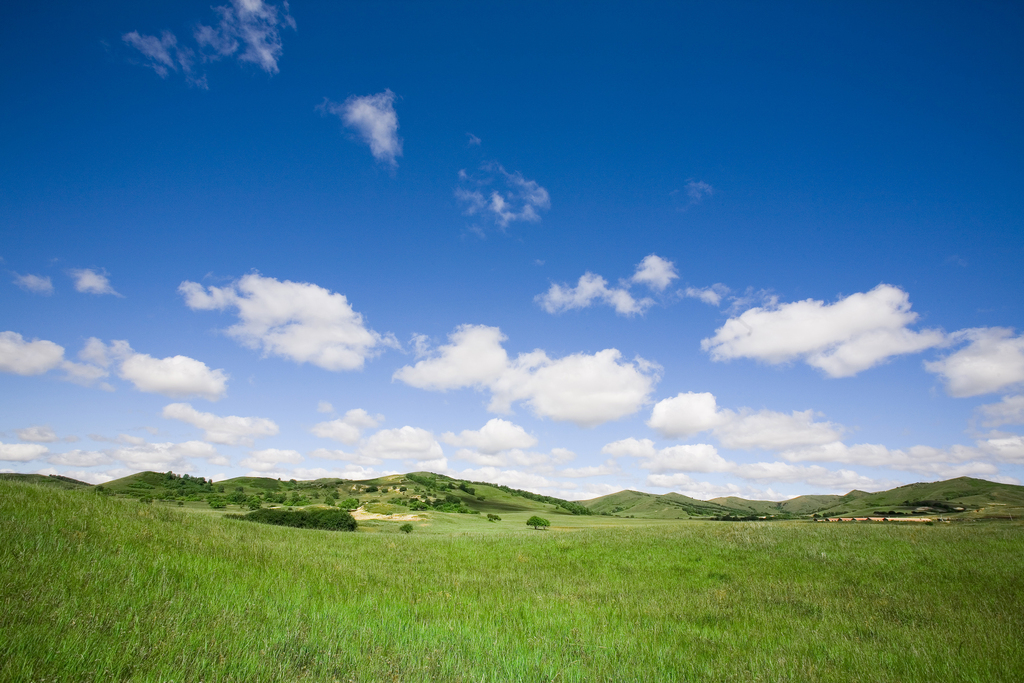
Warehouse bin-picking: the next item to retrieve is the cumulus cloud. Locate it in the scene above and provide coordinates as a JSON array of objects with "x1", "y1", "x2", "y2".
[
  {"x1": 394, "y1": 325, "x2": 659, "y2": 427},
  {"x1": 180, "y1": 273, "x2": 395, "y2": 371},
  {"x1": 319, "y1": 90, "x2": 403, "y2": 167},
  {"x1": 605, "y1": 437, "x2": 897, "y2": 491},
  {"x1": 924, "y1": 328, "x2": 1024, "y2": 397},
  {"x1": 979, "y1": 436, "x2": 1024, "y2": 464},
  {"x1": 558, "y1": 459, "x2": 620, "y2": 478},
  {"x1": 361, "y1": 427, "x2": 444, "y2": 462},
  {"x1": 456, "y1": 163, "x2": 550, "y2": 229},
  {"x1": 977, "y1": 395, "x2": 1024, "y2": 428},
  {"x1": 682, "y1": 284, "x2": 730, "y2": 306},
  {"x1": 15, "y1": 426, "x2": 77, "y2": 443},
  {"x1": 701, "y1": 284, "x2": 946, "y2": 377},
  {"x1": 0, "y1": 331, "x2": 65, "y2": 376},
  {"x1": 162, "y1": 402, "x2": 278, "y2": 446},
  {"x1": 631, "y1": 255, "x2": 679, "y2": 292},
  {"x1": 0, "y1": 442, "x2": 49, "y2": 462},
  {"x1": 123, "y1": 0, "x2": 294, "y2": 87},
  {"x1": 603, "y1": 438, "x2": 732, "y2": 473},
  {"x1": 452, "y1": 446, "x2": 573, "y2": 470},
  {"x1": 536, "y1": 273, "x2": 652, "y2": 316},
  {"x1": 310, "y1": 409, "x2": 383, "y2": 445},
  {"x1": 12, "y1": 273, "x2": 53, "y2": 295},
  {"x1": 47, "y1": 450, "x2": 114, "y2": 468},
  {"x1": 441, "y1": 418, "x2": 537, "y2": 454},
  {"x1": 648, "y1": 391, "x2": 842, "y2": 450},
  {"x1": 536, "y1": 255, "x2": 679, "y2": 316},
  {"x1": 317, "y1": 401, "x2": 334, "y2": 414},
  {"x1": 104, "y1": 439, "x2": 229, "y2": 471},
  {"x1": 240, "y1": 448, "x2": 302, "y2": 472},
  {"x1": 69, "y1": 269, "x2": 121, "y2": 297},
  {"x1": 778, "y1": 441, "x2": 1002, "y2": 478},
  {"x1": 117, "y1": 345, "x2": 228, "y2": 401}
]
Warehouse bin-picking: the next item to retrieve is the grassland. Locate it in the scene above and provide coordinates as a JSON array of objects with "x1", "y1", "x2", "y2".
[{"x1": 2, "y1": 479, "x2": 1023, "y2": 682}]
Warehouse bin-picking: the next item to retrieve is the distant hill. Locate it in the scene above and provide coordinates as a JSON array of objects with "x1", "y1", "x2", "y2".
[
  {"x1": 49, "y1": 469, "x2": 1024, "y2": 521},
  {"x1": 584, "y1": 477, "x2": 1024, "y2": 519},
  {"x1": 580, "y1": 490, "x2": 736, "y2": 518},
  {"x1": 0, "y1": 473, "x2": 91, "y2": 489}
]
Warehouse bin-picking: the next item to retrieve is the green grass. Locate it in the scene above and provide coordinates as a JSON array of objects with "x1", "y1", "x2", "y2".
[{"x1": 2, "y1": 480, "x2": 1023, "y2": 682}]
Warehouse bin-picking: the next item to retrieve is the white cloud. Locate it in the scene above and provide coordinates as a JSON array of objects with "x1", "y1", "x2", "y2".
[
  {"x1": 180, "y1": 273, "x2": 396, "y2": 371},
  {"x1": 0, "y1": 442, "x2": 49, "y2": 462},
  {"x1": 104, "y1": 439, "x2": 228, "y2": 471},
  {"x1": 47, "y1": 450, "x2": 113, "y2": 468},
  {"x1": 456, "y1": 163, "x2": 550, "y2": 229},
  {"x1": 602, "y1": 438, "x2": 732, "y2": 473},
  {"x1": 307, "y1": 448, "x2": 384, "y2": 467},
  {"x1": 647, "y1": 392, "x2": 728, "y2": 438},
  {"x1": 924, "y1": 328, "x2": 1024, "y2": 397},
  {"x1": 682, "y1": 284, "x2": 730, "y2": 306},
  {"x1": 240, "y1": 448, "x2": 302, "y2": 472},
  {"x1": 162, "y1": 402, "x2": 278, "y2": 446},
  {"x1": 0, "y1": 331, "x2": 64, "y2": 376},
  {"x1": 452, "y1": 446, "x2": 573, "y2": 470},
  {"x1": 631, "y1": 255, "x2": 679, "y2": 292},
  {"x1": 441, "y1": 418, "x2": 537, "y2": 454},
  {"x1": 979, "y1": 436, "x2": 1024, "y2": 464},
  {"x1": 701, "y1": 284, "x2": 946, "y2": 377},
  {"x1": 361, "y1": 427, "x2": 444, "y2": 462},
  {"x1": 728, "y1": 462, "x2": 891, "y2": 490},
  {"x1": 319, "y1": 90, "x2": 403, "y2": 167},
  {"x1": 119, "y1": 347, "x2": 228, "y2": 401},
  {"x1": 124, "y1": 0, "x2": 294, "y2": 87},
  {"x1": 647, "y1": 392, "x2": 842, "y2": 450},
  {"x1": 536, "y1": 273, "x2": 652, "y2": 316},
  {"x1": 12, "y1": 273, "x2": 53, "y2": 295},
  {"x1": 317, "y1": 400, "x2": 334, "y2": 414},
  {"x1": 16, "y1": 426, "x2": 58, "y2": 443},
  {"x1": 977, "y1": 395, "x2": 1024, "y2": 428},
  {"x1": 122, "y1": 30, "x2": 203, "y2": 86},
  {"x1": 558, "y1": 459, "x2": 620, "y2": 478},
  {"x1": 60, "y1": 360, "x2": 111, "y2": 388},
  {"x1": 394, "y1": 325, "x2": 659, "y2": 427},
  {"x1": 310, "y1": 409, "x2": 383, "y2": 445},
  {"x1": 69, "y1": 268, "x2": 121, "y2": 297},
  {"x1": 779, "y1": 441, "x2": 1000, "y2": 477},
  {"x1": 194, "y1": 0, "x2": 295, "y2": 74}
]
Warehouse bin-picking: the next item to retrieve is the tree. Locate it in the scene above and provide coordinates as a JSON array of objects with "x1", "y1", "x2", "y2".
[
  {"x1": 526, "y1": 516, "x2": 550, "y2": 530},
  {"x1": 400, "y1": 523, "x2": 414, "y2": 534}
]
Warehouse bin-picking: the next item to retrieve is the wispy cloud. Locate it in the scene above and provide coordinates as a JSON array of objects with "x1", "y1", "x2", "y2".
[
  {"x1": 12, "y1": 273, "x2": 53, "y2": 295},
  {"x1": 122, "y1": 0, "x2": 295, "y2": 87},
  {"x1": 318, "y1": 90, "x2": 403, "y2": 168},
  {"x1": 456, "y1": 162, "x2": 550, "y2": 230},
  {"x1": 536, "y1": 254, "x2": 677, "y2": 317},
  {"x1": 69, "y1": 268, "x2": 121, "y2": 297}
]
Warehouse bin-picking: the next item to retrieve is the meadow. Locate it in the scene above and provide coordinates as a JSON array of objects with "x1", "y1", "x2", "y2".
[{"x1": 2, "y1": 479, "x2": 1023, "y2": 682}]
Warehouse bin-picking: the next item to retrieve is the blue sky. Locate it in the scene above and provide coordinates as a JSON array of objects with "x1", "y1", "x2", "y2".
[{"x1": 2, "y1": 0, "x2": 1023, "y2": 500}]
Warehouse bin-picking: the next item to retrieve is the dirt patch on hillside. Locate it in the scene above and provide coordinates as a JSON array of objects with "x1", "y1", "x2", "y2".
[{"x1": 352, "y1": 507, "x2": 424, "y2": 522}]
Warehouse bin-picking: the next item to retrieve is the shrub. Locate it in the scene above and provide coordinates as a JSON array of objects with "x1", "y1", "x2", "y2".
[
  {"x1": 526, "y1": 516, "x2": 550, "y2": 530},
  {"x1": 233, "y1": 508, "x2": 357, "y2": 531},
  {"x1": 487, "y1": 513, "x2": 501, "y2": 522},
  {"x1": 400, "y1": 523, "x2": 413, "y2": 534}
]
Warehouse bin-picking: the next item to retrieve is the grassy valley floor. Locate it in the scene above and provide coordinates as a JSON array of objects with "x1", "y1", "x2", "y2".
[{"x1": 2, "y1": 480, "x2": 1023, "y2": 682}]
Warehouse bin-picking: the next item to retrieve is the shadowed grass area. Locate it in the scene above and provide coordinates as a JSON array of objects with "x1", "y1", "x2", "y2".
[{"x1": 2, "y1": 480, "x2": 1023, "y2": 682}]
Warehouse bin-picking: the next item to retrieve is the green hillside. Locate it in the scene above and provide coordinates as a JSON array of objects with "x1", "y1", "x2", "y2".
[
  {"x1": 581, "y1": 490, "x2": 736, "y2": 518},
  {"x1": 709, "y1": 494, "x2": 844, "y2": 516},
  {"x1": 0, "y1": 473, "x2": 91, "y2": 489},
  {"x1": 814, "y1": 477, "x2": 1024, "y2": 518}
]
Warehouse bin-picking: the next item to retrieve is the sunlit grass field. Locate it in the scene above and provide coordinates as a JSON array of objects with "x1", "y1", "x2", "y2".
[{"x1": 2, "y1": 480, "x2": 1023, "y2": 682}]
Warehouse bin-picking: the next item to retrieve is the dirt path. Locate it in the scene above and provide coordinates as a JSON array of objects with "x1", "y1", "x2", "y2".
[{"x1": 351, "y1": 507, "x2": 424, "y2": 522}]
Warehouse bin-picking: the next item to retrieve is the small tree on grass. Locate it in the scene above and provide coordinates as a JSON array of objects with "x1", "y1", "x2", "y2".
[
  {"x1": 526, "y1": 516, "x2": 550, "y2": 530},
  {"x1": 400, "y1": 523, "x2": 414, "y2": 534}
]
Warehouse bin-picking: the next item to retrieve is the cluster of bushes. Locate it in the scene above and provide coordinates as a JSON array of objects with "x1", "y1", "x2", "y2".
[
  {"x1": 408, "y1": 493, "x2": 471, "y2": 514},
  {"x1": 230, "y1": 508, "x2": 358, "y2": 531},
  {"x1": 486, "y1": 513, "x2": 501, "y2": 522}
]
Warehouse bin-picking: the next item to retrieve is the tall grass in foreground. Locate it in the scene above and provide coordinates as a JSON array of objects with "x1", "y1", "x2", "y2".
[{"x1": 2, "y1": 481, "x2": 1022, "y2": 682}]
